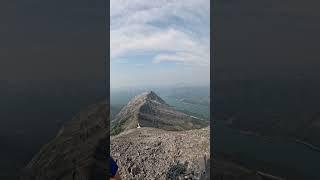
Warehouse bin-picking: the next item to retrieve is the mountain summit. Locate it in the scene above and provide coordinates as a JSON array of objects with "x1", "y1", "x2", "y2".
[
  {"x1": 141, "y1": 91, "x2": 167, "y2": 104},
  {"x1": 111, "y1": 91, "x2": 208, "y2": 135}
]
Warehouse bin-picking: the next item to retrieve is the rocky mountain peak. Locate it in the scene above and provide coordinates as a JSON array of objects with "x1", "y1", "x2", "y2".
[
  {"x1": 129, "y1": 91, "x2": 167, "y2": 106},
  {"x1": 144, "y1": 90, "x2": 164, "y2": 101},
  {"x1": 111, "y1": 91, "x2": 208, "y2": 135}
]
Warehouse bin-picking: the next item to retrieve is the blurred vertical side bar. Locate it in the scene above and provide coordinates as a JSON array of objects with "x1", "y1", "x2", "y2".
[
  {"x1": 0, "y1": 0, "x2": 110, "y2": 179},
  {"x1": 210, "y1": 0, "x2": 215, "y2": 178},
  {"x1": 106, "y1": 0, "x2": 111, "y2": 177}
]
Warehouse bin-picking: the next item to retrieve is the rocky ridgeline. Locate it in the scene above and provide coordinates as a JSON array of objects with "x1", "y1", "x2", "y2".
[
  {"x1": 111, "y1": 127, "x2": 210, "y2": 180},
  {"x1": 111, "y1": 91, "x2": 208, "y2": 135}
]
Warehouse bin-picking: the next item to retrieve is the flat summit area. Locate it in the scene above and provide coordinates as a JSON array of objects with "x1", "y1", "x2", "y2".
[{"x1": 111, "y1": 127, "x2": 210, "y2": 179}]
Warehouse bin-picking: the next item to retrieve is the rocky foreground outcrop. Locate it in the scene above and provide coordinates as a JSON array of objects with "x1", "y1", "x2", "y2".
[
  {"x1": 20, "y1": 101, "x2": 109, "y2": 180},
  {"x1": 111, "y1": 91, "x2": 208, "y2": 135},
  {"x1": 111, "y1": 127, "x2": 210, "y2": 180}
]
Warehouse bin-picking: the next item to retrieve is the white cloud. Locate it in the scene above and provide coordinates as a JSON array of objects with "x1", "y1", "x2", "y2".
[
  {"x1": 135, "y1": 63, "x2": 145, "y2": 67},
  {"x1": 111, "y1": 0, "x2": 209, "y2": 26},
  {"x1": 110, "y1": 0, "x2": 210, "y2": 66},
  {"x1": 152, "y1": 49, "x2": 209, "y2": 66}
]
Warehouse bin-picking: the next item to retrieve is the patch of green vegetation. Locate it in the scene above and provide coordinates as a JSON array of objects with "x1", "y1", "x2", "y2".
[
  {"x1": 110, "y1": 124, "x2": 122, "y2": 136},
  {"x1": 188, "y1": 118, "x2": 209, "y2": 129},
  {"x1": 179, "y1": 109, "x2": 209, "y2": 121},
  {"x1": 110, "y1": 116, "x2": 131, "y2": 136},
  {"x1": 166, "y1": 162, "x2": 188, "y2": 180}
]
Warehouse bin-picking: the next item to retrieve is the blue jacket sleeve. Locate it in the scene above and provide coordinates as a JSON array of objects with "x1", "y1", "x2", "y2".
[{"x1": 109, "y1": 156, "x2": 118, "y2": 177}]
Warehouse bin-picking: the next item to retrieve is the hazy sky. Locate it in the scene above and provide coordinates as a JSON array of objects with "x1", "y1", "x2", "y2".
[{"x1": 110, "y1": 0, "x2": 210, "y2": 89}]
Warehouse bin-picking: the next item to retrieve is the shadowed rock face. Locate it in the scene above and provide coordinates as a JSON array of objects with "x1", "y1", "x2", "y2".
[
  {"x1": 20, "y1": 101, "x2": 109, "y2": 180},
  {"x1": 111, "y1": 127, "x2": 210, "y2": 180},
  {"x1": 111, "y1": 91, "x2": 208, "y2": 135}
]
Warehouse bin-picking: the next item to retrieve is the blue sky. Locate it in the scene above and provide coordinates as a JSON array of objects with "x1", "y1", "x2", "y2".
[{"x1": 111, "y1": 0, "x2": 210, "y2": 89}]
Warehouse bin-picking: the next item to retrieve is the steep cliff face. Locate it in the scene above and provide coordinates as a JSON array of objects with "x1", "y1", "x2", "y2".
[
  {"x1": 111, "y1": 127, "x2": 210, "y2": 180},
  {"x1": 20, "y1": 101, "x2": 109, "y2": 180},
  {"x1": 111, "y1": 91, "x2": 208, "y2": 135}
]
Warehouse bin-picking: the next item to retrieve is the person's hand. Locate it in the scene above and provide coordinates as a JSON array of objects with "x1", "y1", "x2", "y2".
[{"x1": 110, "y1": 171, "x2": 121, "y2": 180}]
